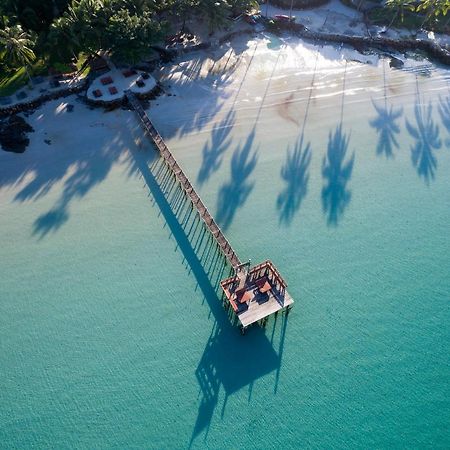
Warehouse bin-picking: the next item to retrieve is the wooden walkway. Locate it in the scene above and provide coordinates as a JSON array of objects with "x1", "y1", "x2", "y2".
[{"x1": 126, "y1": 91, "x2": 242, "y2": 270}]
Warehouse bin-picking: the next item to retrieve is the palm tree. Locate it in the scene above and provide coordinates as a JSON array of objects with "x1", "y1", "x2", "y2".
[{"x1": 0, "y1": 23, "x2": 36, "y2": 82}]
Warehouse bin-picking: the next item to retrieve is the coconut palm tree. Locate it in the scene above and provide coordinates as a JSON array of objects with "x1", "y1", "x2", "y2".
[{"x1": 0, "y1": 23, "x2": 36, "y2": 82}]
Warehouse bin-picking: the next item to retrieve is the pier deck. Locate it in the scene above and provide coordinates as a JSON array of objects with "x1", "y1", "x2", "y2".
[
  {"x1": 220, "y1": 260, "x2": 294, "y2": 328},
  {"x1": 127, "y1": 92, "x2": 294, "y2": 330}
]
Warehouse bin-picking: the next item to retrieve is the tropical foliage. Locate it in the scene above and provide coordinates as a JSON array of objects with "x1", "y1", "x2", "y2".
[
  {"x1": 385, "y1": 0, "x2": 449, "y2": 27},
  {"x1": 1, "y1": 0, "x2": 449, "y2": 78},
  {"x1": 0, "y1": 0, "x2": 258, "y2": 73},
  {"x1": 0, "y1": 21, "x2": 36, "y2": 80}
]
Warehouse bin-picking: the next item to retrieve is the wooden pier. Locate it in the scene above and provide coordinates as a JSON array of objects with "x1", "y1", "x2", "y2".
[
  {"x1": 127, "y1": 91, "x2": 294, "y2": 331},
  {"x1": 126, "y1": 91, "x2": 241, "y2": 270}
]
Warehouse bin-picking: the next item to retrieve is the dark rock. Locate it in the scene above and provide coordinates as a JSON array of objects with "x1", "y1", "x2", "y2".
[
  {"x1": 390, "y1": 56, "x2": 404, "y2": 68},
  {"x1": 0, "y1": 115, "x2": 34, "y2": 153}
]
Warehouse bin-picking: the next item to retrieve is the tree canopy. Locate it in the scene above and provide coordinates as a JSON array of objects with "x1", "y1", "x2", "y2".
[
  {"x1": 1, "y1": 0, "x2": 448, "y2": 75},
  {"x1": 0, "y1": 0, "x2": 258, "y2": 71}
]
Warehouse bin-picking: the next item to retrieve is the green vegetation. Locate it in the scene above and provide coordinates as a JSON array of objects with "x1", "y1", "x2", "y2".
[
  {"x1": 0, "y1": 0, "x2": 258, "y2": 95},
  {"x1": 1, "y1": 0, "x2": 449, "y2": 97},
  {"x1": 0, "y1": 59, "x2": 47, "y2": 96},
  {"x1": 369, "y1": 0, "x2": 450, "y2": 33}
]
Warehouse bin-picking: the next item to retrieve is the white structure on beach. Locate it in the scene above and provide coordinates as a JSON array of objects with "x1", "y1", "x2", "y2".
[{"x1": 86, "y1": 68, "x2": 157, "y2": 103}]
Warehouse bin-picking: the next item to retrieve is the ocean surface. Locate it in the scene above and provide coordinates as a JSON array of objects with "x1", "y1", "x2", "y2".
[{"x1": 1, "y1": 34, "x2": 449, "y2": 448}]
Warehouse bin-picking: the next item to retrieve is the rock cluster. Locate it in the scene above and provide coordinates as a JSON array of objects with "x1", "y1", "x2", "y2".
[{"x1": 0, "y1": 115, "x2": 34, "y2": 153}]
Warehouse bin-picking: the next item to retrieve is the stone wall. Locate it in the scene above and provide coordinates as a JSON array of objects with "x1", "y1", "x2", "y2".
[{"x1": 0, "y1": 80, "x2": 89, "y2": 118}]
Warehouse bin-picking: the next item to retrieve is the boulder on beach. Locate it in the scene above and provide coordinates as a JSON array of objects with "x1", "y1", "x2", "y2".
[
  {"x1": 0, "y1": 115, "x2": 34, "y2": 153},
  {"x1": 389, "y1": 56, "x2": 404, "y2": 69}
]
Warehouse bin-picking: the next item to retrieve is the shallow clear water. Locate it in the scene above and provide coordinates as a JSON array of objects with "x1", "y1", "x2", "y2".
[{"x1": 1, "y1": 35, "x2": 449, "y2": 448}]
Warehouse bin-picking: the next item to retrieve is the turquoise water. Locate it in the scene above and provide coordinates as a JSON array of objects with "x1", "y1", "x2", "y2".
[{"x1": 1, "y1": 35, "x2": 450, "y2": 448}]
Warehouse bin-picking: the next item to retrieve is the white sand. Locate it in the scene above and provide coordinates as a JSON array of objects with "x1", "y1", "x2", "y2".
[{"x1": 2, "y1": 0, "x2": 448, "y2": 111}]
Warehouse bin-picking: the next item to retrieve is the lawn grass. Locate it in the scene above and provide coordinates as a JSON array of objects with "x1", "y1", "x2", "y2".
[
  {"x1": 0, "y1": 67, "x2": 27, "y2": 97},
  {"x1": 0, "y1": 59, "x2": 48, "y2": 97},
  {"x1": 0, "y1": 53, "x2": 92, "y2": 98}
]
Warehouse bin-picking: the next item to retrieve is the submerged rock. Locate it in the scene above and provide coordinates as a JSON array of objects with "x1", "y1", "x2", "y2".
[{"x1": 0, "y1": 115, "x2": 34, "y2": 153}]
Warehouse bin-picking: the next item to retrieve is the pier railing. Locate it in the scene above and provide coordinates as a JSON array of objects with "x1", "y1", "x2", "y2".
[{"x1": 126, "y1": 91, "x2": 241, "y2": 270}]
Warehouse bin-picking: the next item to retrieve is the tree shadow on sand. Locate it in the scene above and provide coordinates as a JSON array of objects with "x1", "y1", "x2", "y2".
[
  {"x1": 0, "y1": 111, "x2": 125, "y2": 240},
  {"x1": 215, "y1": 126, "x2": 258, "y2": 231},
  {"x1": 405, "y1": 99, "x2": 441, "y2": 184},
  {"x1": 197, "y1": 109, "x2": 236, "y2": 185},
  {"x1": 31, "y1": 133, "x2": 125, "y2": 239},
  {"x1": 157, "y1": 45, "x2": 248, "y2": 139},
  {"x1": 370, "y1": 99, "x2": 403, "y2": 158},
  {"x1": 276, "y1": 135, "x2": 311, "y2": 226},
  {"x1": 321, "y1": 124, "x2": 355, "y2": 226}
]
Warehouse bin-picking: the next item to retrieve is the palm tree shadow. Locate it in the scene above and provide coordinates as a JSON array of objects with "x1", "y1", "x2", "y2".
[
  {"x1": 197, "y1": 109, "x2": 236, "y2": 185},
  {"x1": 276, "y1": 136, "x2": 311, "y2": 226},
  {"x1": 370, "y1": 99, "x2": 403, "y2": 158},
  {"x1": 405, "y1": 99, "x2": 441, "y2": 184},
  {"x1": 321, "y1": 124, "x2": 355, "y2": 226},
  {"x1": 438, "y1": 94, "x2": 450, "y2": 148},
  {"x1": 31, "y1": 140, "x2": 122, "y2": 239},
  {"x1": 159, "y1": 49, "x2": 241, "y2": 139},
  {"x1": 215, "y1": 126, "x2": 258, "y2": 231}
]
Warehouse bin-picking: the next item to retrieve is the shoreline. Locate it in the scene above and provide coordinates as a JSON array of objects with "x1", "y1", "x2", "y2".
[
  {"x1": 2, "y1": 0, "x2": 450, "y2": 119},
  {"x1": 1, "y1": 25, "x2": 448, "y2": 119},
  {"x1": 281, "y1": 21, "x2": 450, "y2": 66}
]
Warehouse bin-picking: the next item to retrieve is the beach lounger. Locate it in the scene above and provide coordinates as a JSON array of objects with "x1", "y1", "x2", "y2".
[
  {"x1": 93, "y1": 89, "x2": 103, "y2": 98},
  {"x1": 101, "y1": 76, "x2": 113, "y2": 85},
  {"x1": 108, "y1": 86, "x2": 118, "y2": 95}
]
